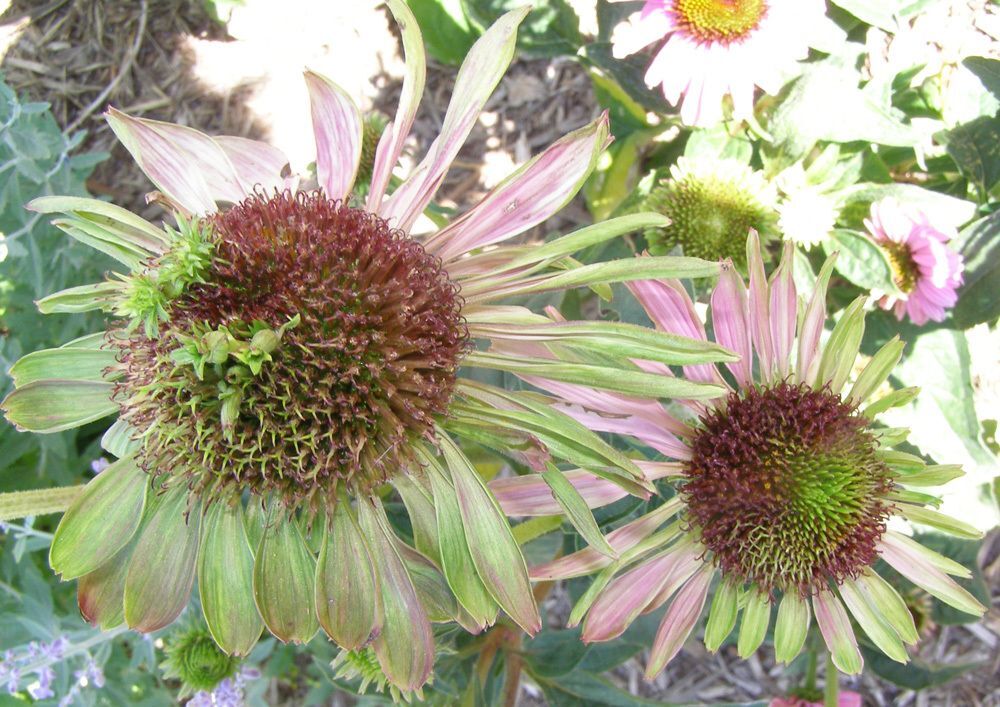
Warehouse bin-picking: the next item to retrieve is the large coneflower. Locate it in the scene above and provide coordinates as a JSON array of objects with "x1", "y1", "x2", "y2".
[
  {"x1": 609, "y1": 0, "x2": 825, "y2": 126},
  {"x1": 1, "y1": 3, "x2": 732, "y2": 693},
  {"x1": 507, "y1": 233, "x2": 984, "y2": 678}
]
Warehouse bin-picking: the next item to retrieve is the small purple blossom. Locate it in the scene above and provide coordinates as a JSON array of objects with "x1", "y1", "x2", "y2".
[
  {"x1": 27, "y1": 666, "x2": 55, "y2": 700},
  {"x1": 5, "y1": 667, "x2": 20, "y2": 695},
  {"x1": 186, "y1": 665, "x2": 259, "y2": 706},
  {"x1": 0, "y1": 521, "x2": 9, "y2": 534},
  {"x1": 90, "y1": 457, "x2": 111, "y2": 474}
]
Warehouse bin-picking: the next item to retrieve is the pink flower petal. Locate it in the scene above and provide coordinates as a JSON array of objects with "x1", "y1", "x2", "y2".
[
  {"x1": 611, "y1": 8, "x2": 672, "y2": 59},
  {"x1": 746, "y1": 229, "x2": 774, "y2": 381},
  {"x1": 797, "y1": 254, "x2": 836, "y2": 385},
  {"x1": 380, "y1": 8, "x2": 528, "y2": 232},
  {"x1": 304, "y1": 71, "x2": 363, "y2": 202},
  {"x1": 214, "y1": 136, "x2": 291, "y2": 194},
  {"x1": 769, "y1": 241, "x2": 797, "y2": 380},
  {"x1": 813, "y1": 589, "x2": 863, "y2": 674},
  {"x1": 644, "y1": 564, "x2": 714, "y2": 678},
  {"x1": 367, "y1": 0, "x2": 426, "y2": 212},
  {"x1": 427, "y1": 115, "x2": 611, "y2": 262},
  {"x1": 106, "y1": 108, "x2": 244, "y2": 214},
  {"x1": 711, "y1": 260, "x2": 751, "y2": 386}
]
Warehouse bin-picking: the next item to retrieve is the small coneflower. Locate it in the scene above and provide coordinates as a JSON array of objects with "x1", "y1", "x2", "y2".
[
  {"x1": 610, "y1": 0, "x2": 825, "y2": 126},
  {"x1": 865, "y1": 198, "x2": 964, "y2": 325},
  {"x1": 643, "y1": 157, "x2": 778, "y2": 267},
  {"x1": 1, "y1": 3, "x2": 731, "y2": 693},
  {"x1": 518, "y1": 233, "x2": 984, "y2": 678}
]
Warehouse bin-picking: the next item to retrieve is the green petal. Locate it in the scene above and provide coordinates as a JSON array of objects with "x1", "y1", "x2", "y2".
[
  {"x1": 124, "y1": 484, "x2": 202, "y2": 633},
  {"x1": 703, "y1": 579, "x2": 739, "y2": 652},
  {"x1": 316, "y1": 501, "x2": 381, "y2": 650},
  {"x1": 737, "y1": 588, "x2": 770, "y2": 658},
  {"x1": 37, "y1": 282, "x2": 120, "y2": 314},
  {"x1": 897, "y1": 504, "x2": 983, "y2": 539},
  {"x1": 50, "y1": 456, "x2": 146, "y2": 579},
  {"x1": 393, "y1": 474, "x2": 441, "y2": 563},
  {"x1": 199, "y1": 502, "x2": 263, "y2": 656},
  {"x1": 855, "y1": 569, "x2": 919, "y2": 645},
  {"x1": 863, "y1": 386, "x2": 919, "y2": 418},
  {"x1": 815, "y1": 295, "x2": 866, "y2": 394},
  {"x1": 2, "y1": 379, "x2": 116, "y2": 433},
  {"x1": 424, "y1": 450, "x2": 498, "y2": 629},
  {"x1": 814, "y1": 590, "x2": 863, "y2": 675},
  {"x1": 839, "y1": 579, "x2": 909, "y2": 664},
  {"x1": 252, "y1": 508, "x2": 318, "y2": 644},
  {"x1": 541, "y1": 464, "x2": 615, "y2": 558},
  {"x1": 356, "y1": 498, "x2": 434, "y2": 693},
  {"x1": 847, "y1": 336, "x2": 904, "y2": 405},
  {"x1": 896, "y1": 464, "x2": 965, "y2": 487},
  {"x1": 28, "y1": 195, "x2": 170, "y2": 252},
  {"x1": 774, "y1": 592, "x2": 810, "y2": 664},
  {"x1": 77, "y1": 539, "x2": 136, "y2": 630},
  {"x1": 396, "y1": 541, "x2": 459, "y2": 623},
  {"x1": 101, "y1": 419, "x2": 142, "y2": 459},
  {"x1": 438, "y1": 431, "x2": 541, "y2": 635},
  {"x1": 9, "y1": 347, "x2": 117, "y2": 387}
]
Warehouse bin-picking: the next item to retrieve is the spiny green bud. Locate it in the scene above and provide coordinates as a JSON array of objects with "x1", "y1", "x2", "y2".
[
  {"x1": 250, "y1": 328, "x2": 280, "y2": 355},
  {"x1": 116, "y1": 273, "x2": 171, "y2": 337},
  {"x1": 642, "y1": 157, "x2": 778, "y2": 268},
  {"x1": 332, "y1": 647, "x2": 430, "y2": 704},
  {"x1": 160, "y1": 623, "x2": 239, "y2": 697},
  {"x1": 204, "y1": 330, "x2": 231, "y2": 365}
]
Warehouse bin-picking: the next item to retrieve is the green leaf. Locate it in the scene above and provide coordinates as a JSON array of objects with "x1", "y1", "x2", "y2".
[
  {"x1": 862, "y1": 646, "x2": 983, "y2": 690},
  {"x1": 465, "y1": 351, "x2": 725, "y2": 401},
  {"x1": 953, "y1": 211, "x2": 1000, "y2": 328},
  {"x1": 36, "y1": 281, "x2": 120, "y2": 314},
  {"x1": 945, "y1": 113, "x2": 1000, "y2": 195},
  {"x1": 828, "y1": 0, "x2": 907, "y2": 31},
  {"x1": 198, "y1": 502, "x2": 263, "y2": 656},
  {"x1": 49, "y1": 456, "x2": 146, "y2": 579},
  {"x1": 407, "y1": 0, "x2": 478, "y2": 65},
  {"x1": 2, "y1": 379, "x2": 116, "y2": 433},
  {"x1": 521, "y1": 626, "x2": 590, "y2": 679},
  {"x1": 9, "y1": 347, "x2": 117, "y2": 387},
  {"x1": 839, "y1": 182, "x2": 976, "y2": 228},
  {"x1": 822, "y1": 229, "x2": 896, "y2": 293},
  {"x1": 463, "y1": 0, "x2": 581, "y2": 58},
  {"x1": 315, "y1": 500, "x2": 381, "y2": 649},
  {"x1": 124, "y1": 484, "x2": 201, "y2": 633},
  {"x1": 252, "y1": 508, "x2": 318, "y2": 644},
  {"x1": 542, "y1": 464, "x2": 616, "y2": 558},
  {"x1": 964, "y1": 56, "x2": 1000, "y2": 100}
]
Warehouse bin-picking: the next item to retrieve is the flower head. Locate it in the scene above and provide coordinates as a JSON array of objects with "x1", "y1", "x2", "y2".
[
  {"x1": 643, "y1": 157, "x2": 777, "y2": 265},
  {"x1": 2, "y1": 3, "x2": 726, "y2": 694},
  {"x1": 161, "y1": 622, "x2": 240, "y2": 697},
  {"x1": 611, "y1": 0, "x2": 825, "y2": 126},
  {"x1": 527, "y1": 233, "x2": 984, "y2": 677},
  {"x1": 864, "y1": 198, "x2": 964, "y2": 325}
]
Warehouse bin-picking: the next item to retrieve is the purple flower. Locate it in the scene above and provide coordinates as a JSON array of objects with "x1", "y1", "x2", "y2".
[
  {"x1": 28, "y1": 666, "x2": 55, "y2": 700},
  {"x1": 46, "y1": 636, "x2": 69, "y2": 660},
  {"x1": 90, "y1": 457, "x2": 111, "y2": 474},
  {"x1": 5, "y1": 667, "x2": 19, "y2": 695},
  {"x1": 187, "y1": 691, "x2": 214, "y2": 707}
]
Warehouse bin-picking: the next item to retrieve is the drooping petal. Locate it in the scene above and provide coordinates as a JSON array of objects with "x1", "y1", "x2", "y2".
[
  {"x1": 582, "y1": 551, "x2": 681, "y2": 643},
  {"x1": 2, "y1": 380, "x2": 116, "y2": 433},
  {"x1": 315, "y1": 500, "x2": 381, "y2": 650},
  {"x1": 106, "y1": 108, "x2": 244, "y2": 214},
  {"x1": 198, "y1": 502, "x2": 263, "y2": 656},
  {"x1": 768, "y1": 241, "x2": 797, "y2": 379},
  {"x1": 123, "y1": 485, "x2": 202, "y2": 633},
  {"x1": 355, "y1": 499, "x2": 434, "y2": 692},
  {"x1": 427, "y1": 116, "x2": 610, "y2": 262},
  {"x1": 304, "y1": 71, "x2": 363, "y2": 201},
  {"x1": 367, "y1": 0, "x2": 426, "y2": 211},
  {"x1": 796, "y1": 254, "x2": 836, "y2": 385},
  {"x1": 28, "y1": 195, "x2": 170, "y2": 253},
  {"x1": 9, "y1": 347, "x2": 117, "y2": 387},
  {"x1": 855, "y1": 569, "x2": 919, "y2": 645},
  {"x1": 813, "y1": 589, "x2": 863, "y2": 675},
  {"x1": 711, "y1": 260, "x2": 752, "y2": 386},
  {"x1": 50, "y1": 456, "x2": 147, "y2": 579},
  {"x1": 746, "y1": 229, "x2": 774, "y2": 381},
  {"x1": 252, "y1": 510, "x2": 318, "y2": 644},
  {"x1": 839, "y1": 579, "x2": 909, "y2": 664},
  {"x1": 77, "y1": 539, "x2": 136, "y2": 630},
  {"x1": 438, "y1": 432, "x2": 541, "y2": 635},
  {"x1": 737, "y1": 588, "x2": 771, "y2": 658},
  {"x1": 213, "y1": 136, "x2": 291, "y2": 194},
  {"x1": 703, "y1": 579, "x2": 740, "y2": 652},
  {"x1": 773, "y1": 592, "x2": 810, "y2": 664},
  {"x1": 644, "y1": 565, "x2": 714, "y2": 678},
  {"x1": 379, "y1": 7, "x2": 529, "y2": 231},
  {"x1": 877, "y1": 534, "x2": 985, "y2": 616}
]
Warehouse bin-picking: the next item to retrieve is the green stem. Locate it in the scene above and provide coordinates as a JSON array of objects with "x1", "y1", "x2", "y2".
[
  {"x1": 824, "y1": 651, "x2": 839, "y2": 707},
  {"x1": 0, "y1": 486, "x2": 83, "y2": 522},
  {"x1": 804, "y1": 641, "x2": 818, "y2": 693}
]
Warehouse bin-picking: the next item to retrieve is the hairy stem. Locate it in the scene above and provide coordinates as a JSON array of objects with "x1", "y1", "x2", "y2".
[{"x1": 0, "y1": 486, "x2": 83, "y2": 522}]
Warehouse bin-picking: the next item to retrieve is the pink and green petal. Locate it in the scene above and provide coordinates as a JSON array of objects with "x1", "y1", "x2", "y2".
[
  {"x1": 768, "y1": 241, "x2": 797, "y2": 380},
  {"x1": 855, "y1": 569, "x2": 919, "y2": 645},
  {"x1": 746, "y1": 229, "x2": 774, "y2": 381},
  {"x1": 838, "y1": 579, "x2": 909, "y2": 664},
  {"x1": 77, "y1": 540, "x2": 136, "y2": 630},
  {"x1": 813, "y1": 589, "x2": 863, "y2": 675},
  {"x1": 583, "y1": 551, "x2": 681, "y2": 642},
  {"x1": 252, "y1": 510, "x2": 318, "y2": 644},
  {"x1": 123, "y1": 485, "x2": 201, "y2": 633},
  {"x1": 106, "y1": 108, "x2": 244, "y2": 214},
  {"x1": 710, "y1": 260, "x2": 752, "y2": 385},
  {"x1": 644, "y1": 564, "x2": 714, "y2": 678},
  {"x1": 213, "y1": 136, "x2": 291, "y2": 194},
  {"x1": 877, "y1": 534, "x2": 985, "y2": 615},
  {"x1": 796, "y1": 254, "x2": 837, "y2": 385},
  {"x1": 305, "y1": 71, "x2": 363, "y2": 201}
]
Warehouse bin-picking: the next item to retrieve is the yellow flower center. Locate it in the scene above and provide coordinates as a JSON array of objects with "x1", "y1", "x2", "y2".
[
  {"x1": 675, "y1": 0, "x2": 767, "y2": 43},
  {"x1": 882, "y1": 240, "x2": 918, "y2": 294}
]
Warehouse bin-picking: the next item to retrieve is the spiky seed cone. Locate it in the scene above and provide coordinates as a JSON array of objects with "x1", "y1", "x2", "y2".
[
  {"x1": 161, "y1": 624, "x2": 239, "y2": 696},
  {"x1": 683, "y1": 382, "x2": 894, "y2": 597},
  {"x1": 114, "y1": 190, "x2": 467, "y2": 513}
]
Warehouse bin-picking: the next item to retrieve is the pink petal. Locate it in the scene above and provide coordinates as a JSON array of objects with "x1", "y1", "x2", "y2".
[
  {"x1": 214, "y1": 136, "x2": 291, "y2": 194},
  {"x1": 380, "y1": 8, "x2": 528, "y2": 231},
  {"x1": 746, "y1": 229, "x2": 774, "y2": 381},
  {"x1": 530, "y1": 500, "x2": 682, "y2": 581},
  {"x1": 427, "y1": 115, "x2": 611, "y2": 262},
  {"x1": 813, "y1": 589, "x2": 863, "y2": 675},
  {"x1": 304, "y1": 71, "x2": 363, "y2": 202},
  {"x1": 710, "y1": 260, "x2": 752, "y2": 386},
  {"x1": 611, "y1": 8, "x2": 673, "y2": 59},
  {"x1": 583, "y1": 550, "x2": 683, "y2": 642},
  {"x1": 644, "y1": 564, "x2": 714, "y2": 678},
  {"x1": 106, "y1": 108, "x2": 243, "y2": 214},
  {"x1": 797, "y1": 254, "x2": 835, "y2": 385},
  {"x1": 367, "y1": 0, "x2": 426, "y2": 212},
  {"x1": 768, "y1": 241, "x2": 797, "y2": 379},
  {"x1": 557, "y1": 405, "x2": 692, "y2": 460}
]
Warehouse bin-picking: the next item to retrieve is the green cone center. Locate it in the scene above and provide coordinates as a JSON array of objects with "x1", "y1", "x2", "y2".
[{"x1": 675, "y1": 0, "x2": 767, "y2": 43}]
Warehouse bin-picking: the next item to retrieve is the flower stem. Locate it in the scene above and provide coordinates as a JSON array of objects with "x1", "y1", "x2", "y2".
[
  {"x1": 804, "y1": 641, "x2": 818, "y2": 693},
  {"x1": 0, "y1": 486, "x2": 83, "y2": 522},
  {"x1": 824, "y1": 651, "x2": 839, "y2": 707}
]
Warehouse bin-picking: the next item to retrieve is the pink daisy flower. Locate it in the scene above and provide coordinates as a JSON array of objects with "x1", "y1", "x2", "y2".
[
  {"x1": 864, "y1": 198, "x2": 964, "y2": 325},
  {"x1": 609, "y1": 0, "x2": 825, "y2": 126},
  {"x1": 495, "y1": 233, "x2": 984, "y2": 678}
]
